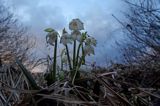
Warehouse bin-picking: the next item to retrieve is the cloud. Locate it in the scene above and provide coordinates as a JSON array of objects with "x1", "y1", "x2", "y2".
[
  {"x1": 75, "y1": 2, "x2": 126, "y2": 65},
  {"x1": 8, "y1": 0, "x2": 68, "y2": 55},
  {"x1": 7, "y1": 0, "x2": 126, "y2": 65},
  {"x1": 9, "y1": 0, "x2": 66, "y2": 31}
]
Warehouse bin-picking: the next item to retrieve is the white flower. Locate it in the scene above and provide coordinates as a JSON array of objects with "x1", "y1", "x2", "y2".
[
  {"x1": 69, "y1": 19, "x2": 84, "y2": 30},
  {"x1": 61, "y1": 49, "x2": 68, "y2": 64},
  {"x1": 76, "y1": 34, "x2": 82, "y2": 42},
  {"x1": 85, "y1": 36, "x2": 97, "y2": 46},
  {"x1": 84, "y1": 45, "x2": 95, "y2": 56},
  {"x1": 60, "y1": 28, "x2": 72, "y2": 45},
  {"x1": 76, "y1": 32, "x2": 87, "y2": 42},
  {"x1": 46, "y1": 30, "x2": 58, "y2": 46},
  {"x1": 62, "y1": 54, "x2": 68, "y2": 64},
  {"x1": 71, "y1": 30, "x2": 82, "y2": 41}
]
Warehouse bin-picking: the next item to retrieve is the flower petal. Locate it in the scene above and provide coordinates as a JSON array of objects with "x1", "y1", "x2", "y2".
[
  {"x1": 62, "y1": 54, "x2": 68, "y2": 64},
  {"x1": 71, "y1": 30, "x2": 82, "y2": 41},
  {"x1": 85, "y1": 36, "x2": 97, "y2": 46},
  {"x1": 69, "y1": 19, "x2": 84, "y2": 30},
  {"x1": 84, "y1": 45, "x2": 95, "y2": 56},
  {"x1": 46, "y1": 30, "x2": 58, "y2": 46},
  {"x1": 60, "y1": 28, "x2": 72, "y2": 45}
]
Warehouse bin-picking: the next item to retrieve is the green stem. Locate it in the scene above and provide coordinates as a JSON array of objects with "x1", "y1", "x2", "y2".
[
  {"x1": 71, "y1": 40, "x2": 76, "y2": 80},
  {"x1": 73, "y1": 40, "x2": 76, "y2": 67},
  {"x1": 52, "y1": 38, "x2": 58, "y2": 82},
  {"x1": 72, "y1": 52, "x2": 84, "y2": 84},
  {"x1": 72, "y1": 43, "x2": 84, "y2": 84},
  {"x1": 65, "y1": 45, "x2": 72, "y2": 70},
  {"x1": 81, "y1": 43, "x2": 85, "y2": 65},
  {"x1": 76, "y1": 43, "x2": 82, "y2": 67},
  {"x1": 79, "y1": 44, "x2": 85, "y2": 68},
  {"x1": 61, "y1": 60, "x2": 63, "y2": 71}
]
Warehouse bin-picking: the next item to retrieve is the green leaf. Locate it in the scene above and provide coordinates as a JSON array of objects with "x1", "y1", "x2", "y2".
[
  {"x1": 44, "y1": 28, "x2": 54, "y2": 32},
  {"x1": 82, "y1": 32, "x2": 87, "y2": 41},
  {"x1": 16, "y1": 58, "x2": 41, "y2": 90}
]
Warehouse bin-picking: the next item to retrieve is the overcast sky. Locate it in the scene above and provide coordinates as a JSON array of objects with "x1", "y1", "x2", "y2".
[{"x1": 6, "y1": 0, "x2": 127, "y2": 65}]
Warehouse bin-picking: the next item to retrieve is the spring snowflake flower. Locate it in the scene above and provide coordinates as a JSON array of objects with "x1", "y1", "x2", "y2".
[
  {"x1": 69, "y1": 19, "x2": 84, "y2": 31},
  {"x1": 60, "y1": 28, "x2": 72, "y2": 45},
  {"x1": 71, "y1": 30, "x2": 82, "y2": 41},
  {"x1": 46, "y1": 30, "x2": 58, "y2": 46},
  {"x1": 62, "y1": 53, "x2": 68, "y2": 64},
  {"x1": 85, "y1": 36, "x2": 97, "y2": 46},
  {"x1": 61, "y1": 49, "x2": 70, "y2": 64},
  {"x1": 84, "y1": 45, "x2": 95, "y2": 56}
]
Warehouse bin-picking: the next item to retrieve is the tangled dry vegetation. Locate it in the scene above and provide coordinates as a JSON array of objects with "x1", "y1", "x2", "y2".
[{"x1": 0, "y1": 61, "x2": 160, "y2": 106}]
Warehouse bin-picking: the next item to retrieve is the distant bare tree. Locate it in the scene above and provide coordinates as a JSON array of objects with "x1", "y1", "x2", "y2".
[
  {"x1": 0, "y1": 2, "x2": 36, "y2": 68},
  {"x1": 117, "y1": 0, "x2": 160, "y2": 65}
]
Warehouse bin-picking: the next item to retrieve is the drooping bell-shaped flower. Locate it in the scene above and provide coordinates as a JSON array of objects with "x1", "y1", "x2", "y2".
[
  {"x1": 85, "y1": 36, "x2": 97, "y2": 46},
  {"x1": 46, "y1": 29, "x2": 58, "y2": 46},
  {"x1": 84, "y1": 45, "x2": 95, "y2": 56},
  {"x1": 71, "y1": 30, "x2": 81, "y2": 41},
  {"x1": 62, "y1": 53, "x2": 68, "y2": 64},
  {"x1": 61, "y1": 49, "x2": 67, "y2": 64},
  {"x1": 61, "y1": 48, "x2": 70, "y2": 64},
  {"x1": 60, "y1": 28, "x2": 72, "y2": 45},
  {"x1": 69, "y1": 19, "x2": 84, "y2": 31}
]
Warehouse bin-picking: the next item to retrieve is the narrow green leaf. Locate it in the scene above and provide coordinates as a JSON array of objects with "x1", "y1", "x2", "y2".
[{"x1": 16, "y1": 58, "x2": 41, "y2": 90}]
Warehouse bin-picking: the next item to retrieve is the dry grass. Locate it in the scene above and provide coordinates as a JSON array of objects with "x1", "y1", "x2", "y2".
[{"x1": 0, "y1": 63, "x2": 160, "y2": 106}]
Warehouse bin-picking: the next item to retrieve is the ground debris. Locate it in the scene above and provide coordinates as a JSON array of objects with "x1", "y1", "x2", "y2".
[{"x1": 1, "y1": 62, "x2": 160, "y2": 106}]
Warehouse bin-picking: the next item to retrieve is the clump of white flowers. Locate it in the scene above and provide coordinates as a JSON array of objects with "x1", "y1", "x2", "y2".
[{"x1": 44, "y1": 18, "x2": 97, "y2": 84}]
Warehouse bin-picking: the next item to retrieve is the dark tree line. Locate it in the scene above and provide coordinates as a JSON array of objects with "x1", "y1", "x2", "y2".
[
  {"x1": 118, "y1": 0, "x2": 160, "y2": 65},
  {"x1": 0, "y1": 1, "x2": 36, "y2": 68}
]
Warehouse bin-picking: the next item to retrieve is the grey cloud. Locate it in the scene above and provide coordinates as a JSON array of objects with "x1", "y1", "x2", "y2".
[
  {"x1": 10, "y1": 0, "x2": 67, "y2": 31},
  {"x1": 8, "y1": 0, "x2": 126, "y2": 65}
]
